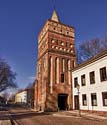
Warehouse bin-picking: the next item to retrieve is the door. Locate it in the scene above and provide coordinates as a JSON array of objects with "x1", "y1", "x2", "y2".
[
  {"x1": 58, "y1": 94, "x2": 68, "y2": 110},
  {"x1": 74, "y1": 95, "x2": 79, "y2": 110}
]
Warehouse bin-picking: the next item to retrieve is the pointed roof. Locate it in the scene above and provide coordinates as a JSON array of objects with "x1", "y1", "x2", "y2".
[{"x1": 51, "y1": 10, "x2": 59, "y2": 22}]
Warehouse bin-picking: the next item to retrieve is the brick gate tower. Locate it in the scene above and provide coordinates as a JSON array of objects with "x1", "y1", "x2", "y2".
[{"x1": 34, "y1": 10, "x2": 76, "y2": 111}]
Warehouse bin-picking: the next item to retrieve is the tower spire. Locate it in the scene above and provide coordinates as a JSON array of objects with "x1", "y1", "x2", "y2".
[{"x1": 51, "y1": 10, "x2": 59, "y2": 22}]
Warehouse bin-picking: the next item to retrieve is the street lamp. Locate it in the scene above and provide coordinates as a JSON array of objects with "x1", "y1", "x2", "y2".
[{"x1": 76, "y1": 84, "x2": 81, "y2": 117}]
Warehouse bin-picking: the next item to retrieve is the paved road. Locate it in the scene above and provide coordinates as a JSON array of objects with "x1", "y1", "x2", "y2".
[{"x1": 1, "y1": 106, "x2": 107, "y2": 125}]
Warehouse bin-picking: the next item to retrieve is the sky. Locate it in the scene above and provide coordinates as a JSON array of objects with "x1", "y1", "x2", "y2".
[{"x1": 0, "y1": 0, "x2": 107, "y2": 89}]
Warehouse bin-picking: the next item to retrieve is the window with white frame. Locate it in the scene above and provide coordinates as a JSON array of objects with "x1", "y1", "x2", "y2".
[
  {"x1": 102, "y1": 92, "x2": 107, "y2": 106},
  {"x1": 89, "y1": 71, "x2": 95, "y2": 84},
  {"x1": 100, "y1": 67, "x2": 107, "y2": 82},
  {"x1": 91, "y1": 93, "x2": 97, "y2": 106},
  {"x1": 81, "y1": 74, "x2": 86, "y2": 86},
  {"x1": 74, "y1": 77, "x2": 78, "y2": 88},
  {"x1": 82, "y1": 94, "x2": 87, "y2": 106}
]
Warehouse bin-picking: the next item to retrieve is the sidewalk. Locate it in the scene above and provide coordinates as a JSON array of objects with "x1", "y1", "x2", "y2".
[
  {"x1": 0, "y1": 111, "x2": 11, "y2": 125},
  {"x1": 52, "y1": 110, "x2": 107, "y2": 121},
  {"x1": 0, "y1": 120, "x2": 11, "y2": 125}
]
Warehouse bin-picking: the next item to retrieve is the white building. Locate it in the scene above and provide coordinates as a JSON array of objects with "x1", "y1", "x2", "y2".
[
  {"x1": 72, "y1": 51, "x2": 107, "y2": 113},
  {"x1": 15, "y1": 90, "x2": 27, "y2": 104}
]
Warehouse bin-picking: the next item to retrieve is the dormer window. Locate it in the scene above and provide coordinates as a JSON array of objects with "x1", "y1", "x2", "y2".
[
  {"x1": 67, "y1": 49, "x2": 70, "y2": 52},
  {"x1": 56, "y1": 47, "x2": 58, "y2": 49},
  {"x1": 61, "y1": 41, "x2": 64, "y2": 46},
  {"x1": 51, "y1": 39, "x2": 55, "y2": 43},
  {"x1": 70, "y1": 44, "x2": 73, "y2": 48},
  {"x1": 53, "y1": 27, "x2": 56, "y2": 30},
  {"x1": 67, "y1": 31, "x2": 69, "y2": 34},
  {"x1": 60, "y1": 48, "x2": 62, "y2": 50},
  {"x1": 52, "y1": 46, "x2": 54, "y2": 49},
  {"x1": 64, "y1": 48, "x2": 66, "y2": 51},
  {"x1": 71, "y1": 50, "x2": 73, "y2": 53}
]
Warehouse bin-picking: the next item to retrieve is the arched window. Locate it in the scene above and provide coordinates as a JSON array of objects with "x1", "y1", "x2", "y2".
[
  {"x1": 48, "y1": 57, "x2": 51, "y2": 85},
  {"x1": 68, "y1": 60, "x2": 71, "y2": 70},
  {"x1": 60, "y1": 58, "x2": 65, "y2": 83},
  {"x1": 68, "y1": 60, "x2": 71, "y2": 85},
  {"x1": 50, "y1": 57, "x2": 53, "y2": 93},
  {"x1": 62, "y1": 59, "x2": 65, "y2": 72},
  {"x1": 55, "y1": 57, "x2": 59, "y2": 84}
]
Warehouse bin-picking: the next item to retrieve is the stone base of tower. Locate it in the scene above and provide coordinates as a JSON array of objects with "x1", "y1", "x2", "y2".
[
  {"x1": 34, "y1": 82, "x2": 73, "y2": 112},
  {"x1": 41, "y1": 85, "x2": 73, "y2": 112},
  {"x1": 44, "y1": 94, "x2": 72, "y2": 112},
  {"x1": 45, "y1": 93, "x2": 58, "y2": 111},
  {"x1": 34, "y1": 80, "x2": 73, "y2": 112}
]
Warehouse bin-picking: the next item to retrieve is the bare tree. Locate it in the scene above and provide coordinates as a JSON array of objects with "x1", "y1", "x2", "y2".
[
  {"x1": 25, "y1": 82, "x2": 35, "y2": 108},
  {"x1": 1, "y1": 92, "x2": 9, "y2": 102},
  {"x1": 0, "y1": 58, "x2": 17, "y2": 92},
  {"x1": 77, "y1": 37, "x2": 107, "y2": 64},
  {"x1": 102, "y1": 37, "x2": 107, "y2": 49}
]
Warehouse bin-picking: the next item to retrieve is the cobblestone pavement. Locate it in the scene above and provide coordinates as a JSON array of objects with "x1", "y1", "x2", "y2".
[
  {"x1": 13, "y1": 115, "x2": 107, "y2": 125},
  {"x1": 1, "y1": 106, "x2": 107, "y2": 125}
]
